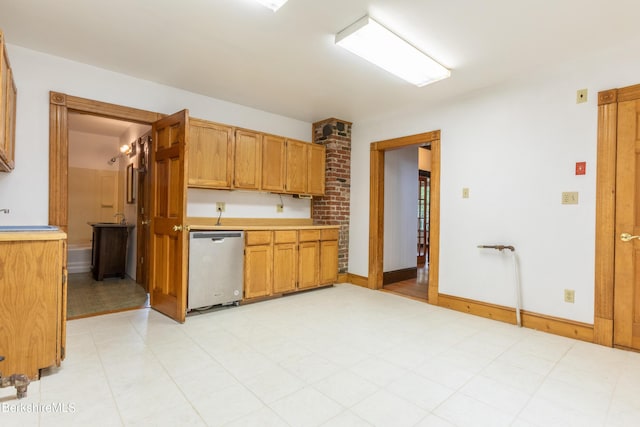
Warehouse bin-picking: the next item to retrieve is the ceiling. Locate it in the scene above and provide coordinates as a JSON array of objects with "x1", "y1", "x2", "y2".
[{"x1": 2, "y1": 0, "x2": 639, "y2": 123}]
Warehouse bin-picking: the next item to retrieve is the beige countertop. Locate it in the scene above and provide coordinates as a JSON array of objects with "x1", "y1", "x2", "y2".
[{"x1": 0, "y1": 229, "x2": 67, "y2": 242}]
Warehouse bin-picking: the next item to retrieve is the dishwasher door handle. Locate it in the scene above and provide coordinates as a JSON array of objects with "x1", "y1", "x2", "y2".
[{"x1": 211, "y1": 238, "x2": 225, "y2": 243}]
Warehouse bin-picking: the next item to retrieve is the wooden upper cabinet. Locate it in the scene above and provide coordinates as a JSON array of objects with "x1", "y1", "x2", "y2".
[
  {"x1": 188, "y1": 118, "x2": 233, "y2": 188},
  {"x1": 285, "y1": 139, "x2": 308, "y2": 194},
  {"x1": 234, "y1": 130, "x2": 262, "y2": 190},
  {"x1": 261, "y1": 134, "x2": 286, "y2": 192},
  {"x1": 0, "y1": 30, "x2": 16, "y2": 172},
  {"x1": 307, "y1": 144, "x2": 326, "y2": 196}
]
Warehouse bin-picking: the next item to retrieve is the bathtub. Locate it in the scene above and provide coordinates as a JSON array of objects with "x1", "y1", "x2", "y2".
[{"x1": 67, "y1": 243, "x2": 92, "y2": 274}]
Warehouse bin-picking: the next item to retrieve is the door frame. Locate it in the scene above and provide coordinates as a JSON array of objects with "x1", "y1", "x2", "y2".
[
  {"x1": 594, "y1": 83, "x2": 640, "y2": 347},
  {"x1": 48, "y1": 91, "x2": 162, "y2": 293},
  {"x1": 48, "y1": 91, "x2": 162, "y2": 232},
  {"x1": 369, "y1": 130, "x2": 441, "y2": 303}
]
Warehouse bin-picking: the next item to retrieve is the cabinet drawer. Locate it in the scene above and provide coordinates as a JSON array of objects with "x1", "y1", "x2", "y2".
[
  {"x1": 321, "y1": 229, "x2": 339, "y2": 241},
  {"x1": 246, "y1": 231, "x2": 272, "y2": 246},
  {"x1": 299, "y1": 229, "x2": 321, "y2": 242},
  {"x1": 274, "y1": 230, "x2": 297, "y2": 244}
]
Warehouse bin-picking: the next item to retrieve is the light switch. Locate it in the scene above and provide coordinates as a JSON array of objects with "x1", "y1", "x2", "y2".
[{"x1": 462, "y1": 188, "x2": 469, "y2": 199}]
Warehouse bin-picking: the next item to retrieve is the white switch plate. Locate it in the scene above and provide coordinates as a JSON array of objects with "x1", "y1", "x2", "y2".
[
  {"x1": 462, "y1": 188, "x2": 470, "y2": 199},
  {"x1": 561, "y1": 192, "x2": 578, "y2": 205},
  {"x1": 276, "y1": 204, "x2": 284, "y2": 213}
]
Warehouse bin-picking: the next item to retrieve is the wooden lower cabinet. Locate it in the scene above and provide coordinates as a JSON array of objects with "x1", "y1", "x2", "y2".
[
  {"x1": 243, "y1": 228, "x2": 338, "y2": 301},
  {"x1": 320, "y1": 239, "x2": 339, "y2": 285},
  {"x1": 298, "y1": 241, "x2": 319, "y2": 290},
  {"x1": 0, "y1": 231, "x2": 66, "y2": 381},
  {"x1": 273, "y1": 230, "x2": 297, "y2": 293},
  {"x1": 244, "y1": 244, "x2": 273, "y2": 299}
]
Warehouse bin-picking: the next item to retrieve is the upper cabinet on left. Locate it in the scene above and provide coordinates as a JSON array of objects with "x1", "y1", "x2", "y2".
[{"x1": 0, "y1": 30, "x2": 17, "y2": 172}]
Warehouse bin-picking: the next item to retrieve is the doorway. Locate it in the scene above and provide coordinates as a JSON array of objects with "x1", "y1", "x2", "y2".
[
  {"x1": 381, "y1": 145, "x2": 431, "y2": 301},
  {"x1": 369, "y1": 130, "x2": 441, "y2": 304},
  {"x1": 49, "y1": 92, "x2": 158, "y2": 318},
  {"x1": 595, "y1": 83, "x2": 640, "y2": 350}
]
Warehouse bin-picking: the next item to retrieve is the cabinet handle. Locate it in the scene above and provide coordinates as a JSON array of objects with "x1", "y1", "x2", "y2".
[
  {"x1": 173, "y1": 225, "x2": 183, "y2": 232},
  {"x1": 141, "y1": 220, "x2": 150, "y2": 225}
]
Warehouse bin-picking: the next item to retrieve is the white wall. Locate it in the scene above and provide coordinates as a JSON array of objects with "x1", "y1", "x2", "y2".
[
  {"x1": 349, "y1": 41, "x2": 640, "y2": 324},
  {"x1": 0, "y1": 44, "x2": 312, "y2": 226},
  {"x1": 383, "y1": 146, "x2": 418, "y2": 272},
  {"x1": 188, "y1": 189, "x2": 311, "y2": 219}
]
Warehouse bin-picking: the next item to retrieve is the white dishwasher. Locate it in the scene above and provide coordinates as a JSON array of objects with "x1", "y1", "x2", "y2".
[{"x1": 188, "y1": 230, "x2": 244, "y2": 310}]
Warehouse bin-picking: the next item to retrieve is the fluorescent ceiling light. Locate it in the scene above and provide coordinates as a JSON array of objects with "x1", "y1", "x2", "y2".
[
  {"x1": 254, "y1": 0, "x2": 288, "y2": 12},
  {"x1": 335, "y1": 15, "x2": 450, "y2": 87}
]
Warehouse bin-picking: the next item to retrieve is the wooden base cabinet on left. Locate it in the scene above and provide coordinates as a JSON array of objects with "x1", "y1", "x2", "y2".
[{"x1": 0, "y1": 231, "x2": 67, "y2": 381}]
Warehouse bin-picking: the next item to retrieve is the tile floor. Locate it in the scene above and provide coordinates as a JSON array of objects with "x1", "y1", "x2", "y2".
[
  {"x1": 2, "y1": 284, "x2": 639, "y2": 426},
  {"x1": 66, "y1": 273, "x2": 148, "y2": 319}
]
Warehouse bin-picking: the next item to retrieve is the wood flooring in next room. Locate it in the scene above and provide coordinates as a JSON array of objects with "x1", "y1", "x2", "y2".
[{"x1": 382, "y1": 265, "x2": 429, "y2": 302}]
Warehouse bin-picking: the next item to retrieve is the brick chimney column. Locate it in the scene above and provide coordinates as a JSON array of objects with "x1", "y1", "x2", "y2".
[{"x1": 312, "y1": 118, "x2": 352, "y2": 274}]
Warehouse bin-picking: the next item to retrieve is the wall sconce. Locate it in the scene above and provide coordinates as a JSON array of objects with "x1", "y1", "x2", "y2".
[{"x1": 120, "y1": 144, "x2": 131, "y2": 155}]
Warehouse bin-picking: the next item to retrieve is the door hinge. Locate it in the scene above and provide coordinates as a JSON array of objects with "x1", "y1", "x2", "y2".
[{"x1": 140, "y1": 257, "x2": 144, "y2": 265}]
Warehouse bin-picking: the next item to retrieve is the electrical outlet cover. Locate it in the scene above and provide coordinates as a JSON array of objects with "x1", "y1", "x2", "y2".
[{"x1": 576, "y1": 89, "x2": 588, "y2": 104}]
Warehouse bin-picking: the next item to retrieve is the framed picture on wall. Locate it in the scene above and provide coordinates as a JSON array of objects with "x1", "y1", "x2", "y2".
[
  {"x1": 128, "y1": 140, "x2": 137, "y2": 158},
  {"x1": 126, "y1": 163, "x2": 136, "y2": 204}
]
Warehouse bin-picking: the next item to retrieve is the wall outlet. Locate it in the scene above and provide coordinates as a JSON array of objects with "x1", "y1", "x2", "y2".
[
  {"x1": 462, "y1": 188, "x2": 470, "y2": 199},
  {"x1": 564, "y1": 289, "x2": 575, "y2": 303},
  {"x1": 216, "y1": 202, "x2": 226, "y2": 212},
  {"x1": 561, "y1": 192, "x2": 579, "y2": 205},
  {"x1": 576, "y1": 88, "x2": 588, "y2": 104},
  {"x1": 276, "y1": 203, "x2": 284, "y2": 213}
]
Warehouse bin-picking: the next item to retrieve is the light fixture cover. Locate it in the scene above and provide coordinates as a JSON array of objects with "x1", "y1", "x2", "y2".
[
  {"x1": 254, "y1": 0, "x2": 288, "y2": 12},
  {"x1": 335, "y1": 15, "x2": 450, "y2": 87}
]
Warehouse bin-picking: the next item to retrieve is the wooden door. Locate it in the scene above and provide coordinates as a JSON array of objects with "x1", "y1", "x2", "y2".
[
  {"x1": 298, "y1": 241, "x2": 319, "y2": 289},
  {"x1": 149, "y1": 110, "x2": 189, "y2": 323},
  {"x1": 319, "y1": 239, "x2": 338, "y2": 285},
  {"x1": 245, "y1": 245, "x2": 273, "y2": 298},
  {"x1": 613, "y1": 98, "x2": 640, "y2": 350},
  {"x1": 262, "y1": 135, "x2": 286, "y2": 192},
  {"x1": 188, "y1": 118, "x2": 233, "y2": 188},
  {"x1": 273, "y1": 243, "x2": 297, "y2": 293},
  {"x1": 307, "y1": 144, "x2": 326, "y2": 196},
  {"x1": 234, "y1": 130, "x2": 262, "y2": 189},
  {"x1": 285, "y1": 139, "x2": 307, "y2": 194},
  {"x1": 136, "y1": 135, "x2": 151, "y2": 291}
]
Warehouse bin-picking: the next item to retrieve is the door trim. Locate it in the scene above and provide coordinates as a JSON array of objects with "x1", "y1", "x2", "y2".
[
  {"x1": 368, "y1": 130, "x2": 441, "y2": 303},
  {"x1": 48, "y1": 91, "x2": 162, "y2": 231},
  {"x1": 594, "y1": 83, "x2": 640, "y2": 347}
]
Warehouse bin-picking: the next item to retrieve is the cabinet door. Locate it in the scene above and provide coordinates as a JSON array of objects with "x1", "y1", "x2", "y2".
[
  {"x1": 285, "y1": 139, "x2": 308, "y2": 194},
  {"x1": 307, "y1": 144, "x2": 326, "y2": 196},
  {"x1": 188, "y1": 119, "x2": 233, "y2": 188},
  {"x1": 320, "y1": 239, "x2": 339, "y2": 285},
  {"x1": 234, "y1": 130, "x2": 262, "y2": 190},
  {"x1": 273, "y1": 243, "x2": 297, "y2": 293},
  {"x1": 298, "y1": 241, "x2": 319, "y2": 289},
  {"x1": 0, "y1": 239, "x2": 62, "y2": 379},
  {"x1": 245, "y1": 244, "x2": 273, "y2": 299},
  {"x1": 262, "y1": 134, "x2": 286, "y2": 192},
  {"x1": 0, "y1": 32, "x2": 15, "y2": 172}
]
